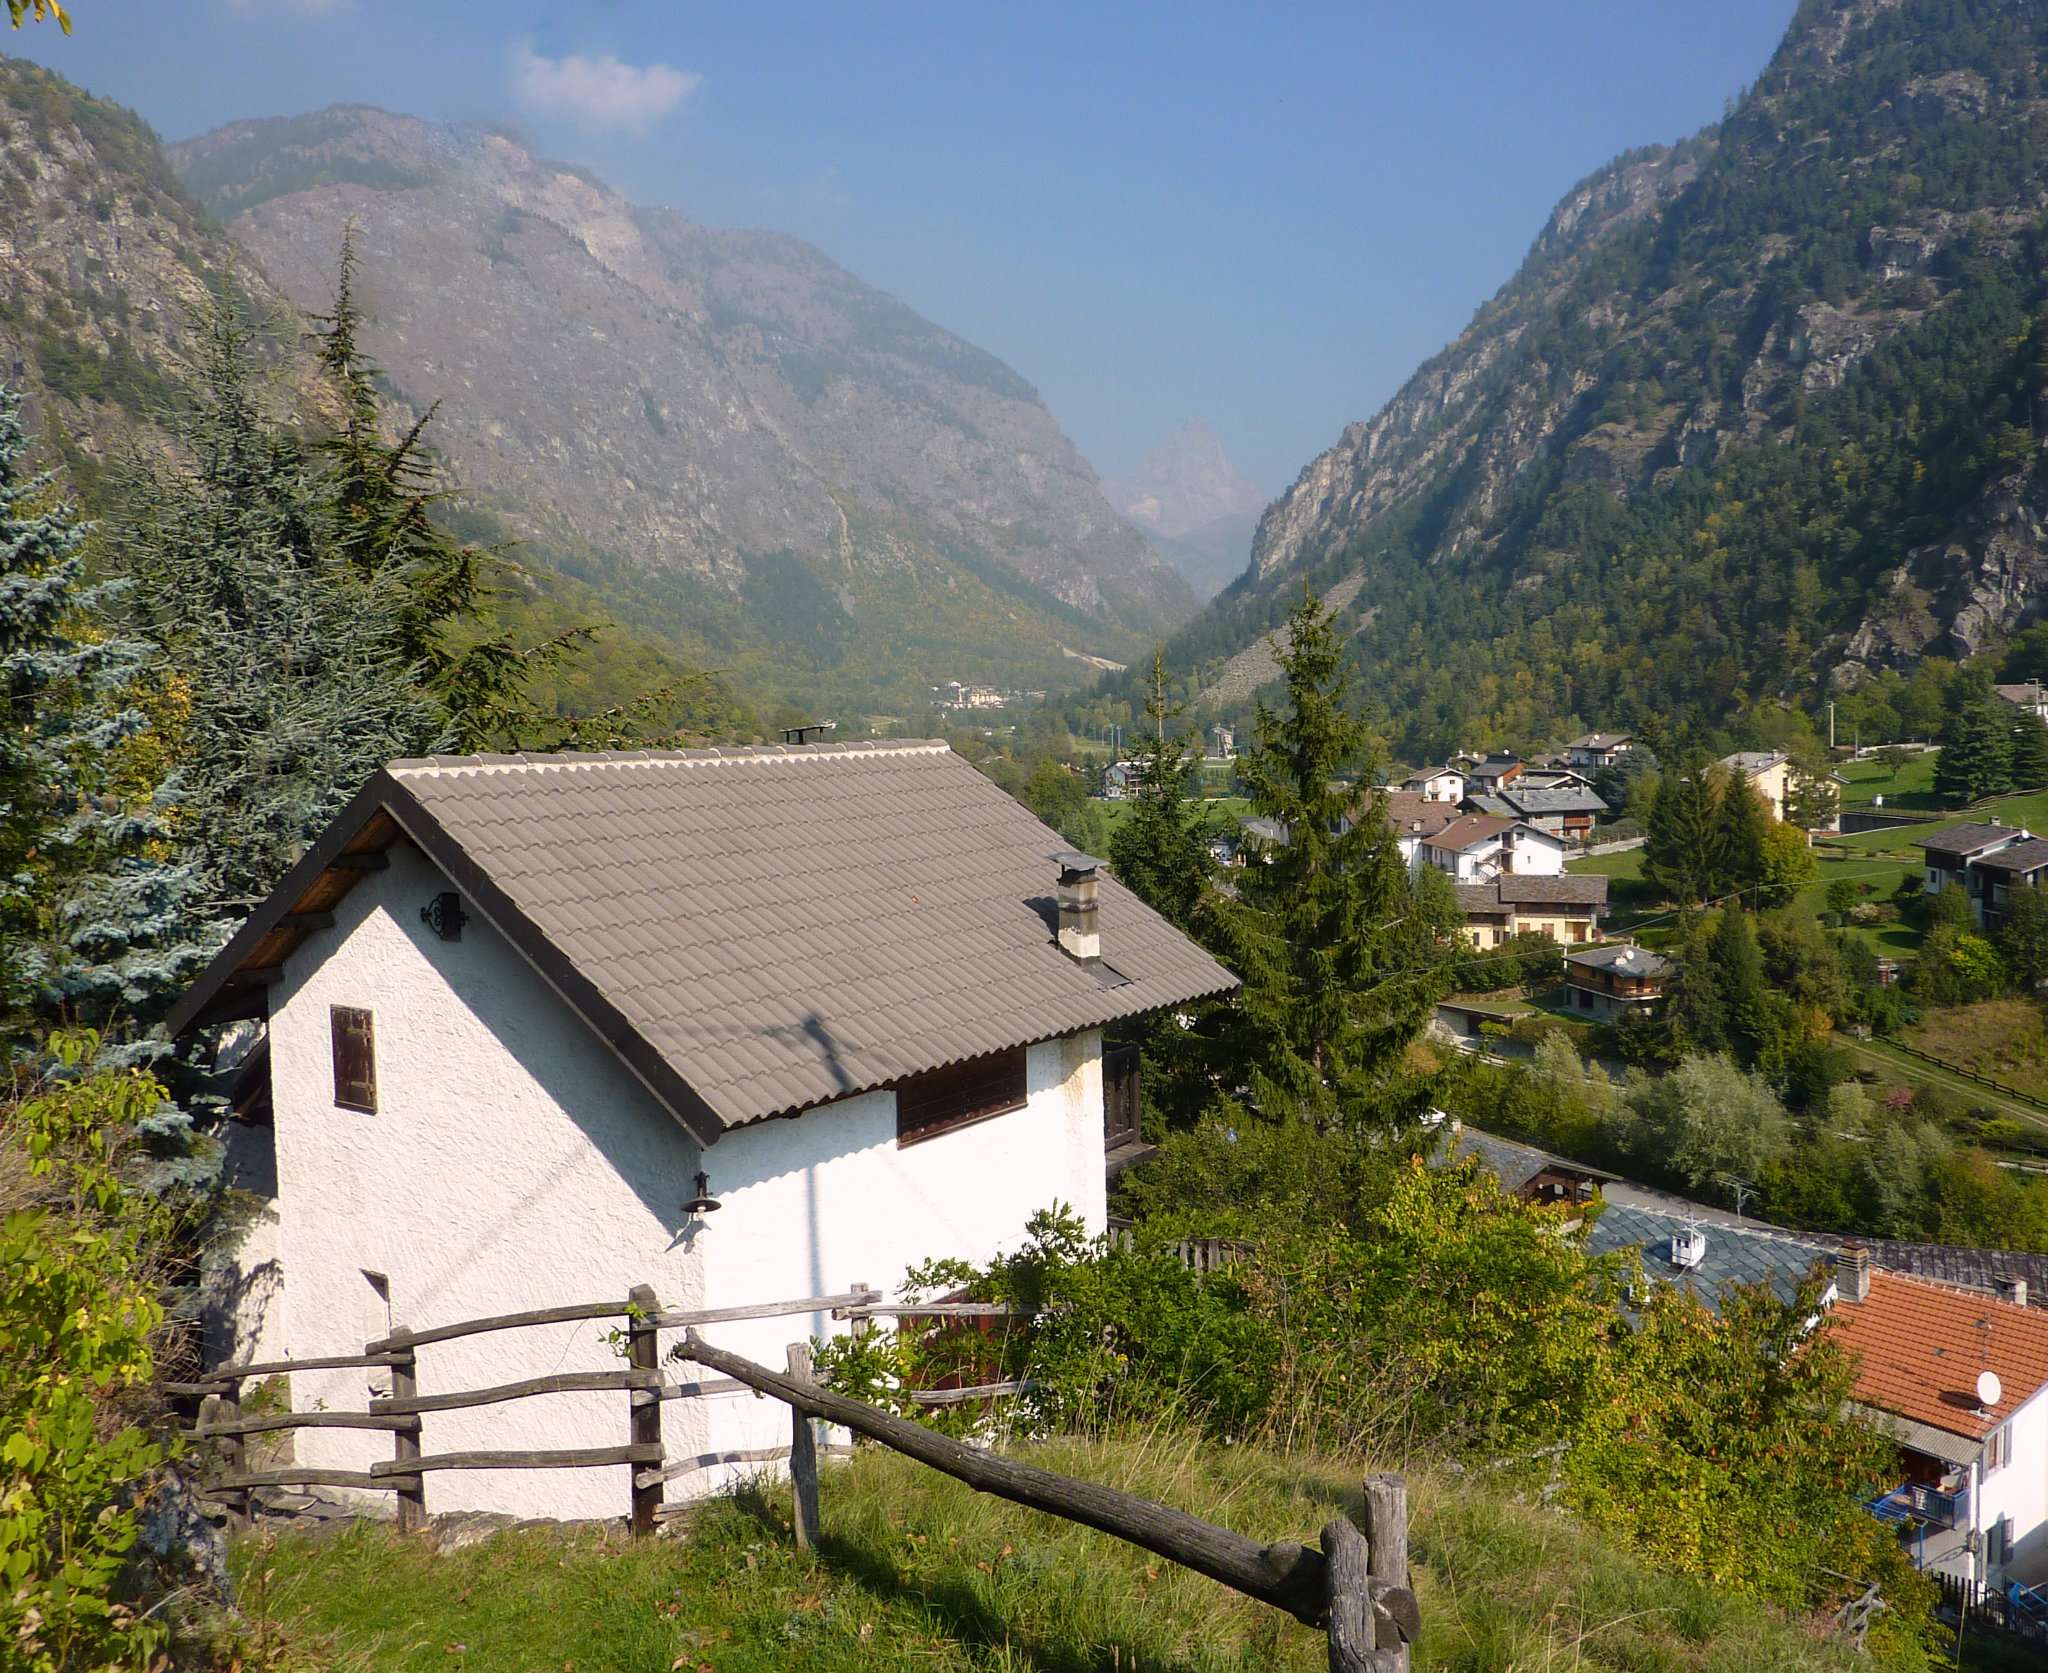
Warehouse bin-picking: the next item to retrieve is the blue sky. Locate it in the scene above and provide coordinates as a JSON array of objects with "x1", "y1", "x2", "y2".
[{"x1": 15, "y1": 0, "x2": 1797, "y2": 490}]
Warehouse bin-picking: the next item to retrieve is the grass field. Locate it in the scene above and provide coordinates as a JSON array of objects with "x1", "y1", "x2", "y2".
[
  {"x1": 1905, "y1": 999, "x2": 2048, "y2": 1089},
  {"x1": 1836, "y1": 752, "x2": 1940, "y2": 810},
  {"x1": 1094, "y1": 794, "x2": 1249, "y2": 838},
  {"x1": 231, "y1": 1437, "x2": 1886, "y2": 1673}
]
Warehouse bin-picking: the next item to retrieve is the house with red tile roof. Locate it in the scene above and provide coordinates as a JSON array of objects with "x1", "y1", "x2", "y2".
[{"x1": 1826, "y1": 1249, "x2": 2048, "y2": 1599}]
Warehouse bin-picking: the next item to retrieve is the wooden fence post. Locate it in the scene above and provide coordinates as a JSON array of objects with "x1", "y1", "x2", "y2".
[
  {"x1": 213, "y1": 1384, "x2": 249, "y2": 1530},
  {"x1": 627, "y1": 1285, "x2": 662, "y2": 1536},
  {"x1": 787, "y1": 1342, "x2": 820, "y2": 1552},
  {"x1": 1363, "y1": 1474, "x2": 1412, "y2": 1673},
  {"x1": 387, "y1": 1326, "x2": 426, "y2": 1535}
]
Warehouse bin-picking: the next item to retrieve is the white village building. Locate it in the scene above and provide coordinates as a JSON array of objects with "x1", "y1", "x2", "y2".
[{"x1": 172, "y1": 743, "x2": 1234, "y2": 1521}]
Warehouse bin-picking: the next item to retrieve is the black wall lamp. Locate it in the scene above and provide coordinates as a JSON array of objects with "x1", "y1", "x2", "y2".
[
  {"x1": 421, "y1": 891, "x2": 468, "y2": 941},
  {"x1": 683, "y1": 1170, "x2": 722, "y2": 1220}
]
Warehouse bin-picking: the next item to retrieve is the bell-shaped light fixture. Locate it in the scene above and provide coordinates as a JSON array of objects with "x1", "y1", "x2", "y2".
[{"x1": 683, "y1": 1170, "x2": 722, "y2": 1219}]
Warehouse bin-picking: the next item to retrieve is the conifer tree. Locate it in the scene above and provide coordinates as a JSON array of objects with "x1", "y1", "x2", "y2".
[
  {"x1": 1213, "y1": 588, "x2": 1454, "y2": 1130},
  {"x1": 1713, "y1": 905, "x2": 1772, "y2": 1065},
  {"x1": 1660, "y1": 916, "x2": 1729, "y2": 1058},
  {"x1": 1934, "y1": 673, "x2": 2016, "y2": 805},
  {"x1": 1719, "y1": 770, "x2": 1771, "y2": 900},
  {"x1": 1107, "y1": 652, "x2": 1212, "y2": 932},
  {"x1": 2010, "y1": 712, "x2": 2048, "y2": 792},
  {"x1": 1644, "y1": 757, "x2": 1724, "y2": 906}
]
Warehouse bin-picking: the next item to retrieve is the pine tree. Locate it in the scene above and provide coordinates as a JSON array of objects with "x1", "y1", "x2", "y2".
[
  {"x1": 2010, "y1": 713, "x2": 2048, "y2": 792},
  {"x1": 1660, "y1": 915, "x2": 1728, "y2": 1057},
  {"x1": 1644, "y1": 757, "x2": 1724, "y2": 906},
  {"x1": 1934, "y1": 673, "x2": 2016, "y2": 805},
  {"x1": 1213, "y1": 588, "x2": 1454, "y2": 1130},
  {"x1": 1720, "y1": 770, "x2": 1771, "y2": 900},
  {"x1": 1713, "y1": 905, "x2": 1771, "y2": 1065},
  {"x1": 1107, "y1": 652, "x2": 1212, "y2": 931},
  {"x1": 0, "y1": 385, "x2": 202, "y2": 1043},
  {"x1": 1997, "y1": 884, "x2": 2048, "y2": 991}
]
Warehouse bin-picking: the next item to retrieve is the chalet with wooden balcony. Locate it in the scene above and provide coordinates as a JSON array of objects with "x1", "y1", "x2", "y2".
[
  {"x1": 1913, "y1": 822, "x2": 2039, "y2": 927},
  {"x1": 1563, "y1": 943, "x2": 1673, "y2": 1020}
]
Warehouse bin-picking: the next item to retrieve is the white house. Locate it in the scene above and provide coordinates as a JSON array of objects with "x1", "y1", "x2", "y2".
[
  {"x1": 1419, "y1": 816, "x2": 1566, "y2": 883},
  {"x1": 171, "y1": 743, "x2": 1235, "y2": 1521},
  {"x1": 1718, "y1": 751, "x2": 1794, "y2": 822},
  {"x1": 1101, "y1": 760, "x2": 1144, "y2": 799},
  {"x1": 1912, "y1": 822, "x2": 2041, "y2": 927},
  {"x1": 1830, "y1": 1253, "x2": 2048, "y2": 1601},
  {"x1": 1564, "y1": 732, "x2": 1633, "y2": 770},
  {"x1": 1996, "y1": 681, "x2": 2048, "y2": 723},
  {"x1": 1400, "y1": 764, "x2": 1468, "y2": 802}
]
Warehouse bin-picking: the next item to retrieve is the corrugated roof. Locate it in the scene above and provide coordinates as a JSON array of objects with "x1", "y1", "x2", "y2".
[
  {"x1": 1914, "y1": 822, "x2": 2030, "y2": 857},
  {"x1": 1824, "y1": 1270, "x2": 2048, "y2": 1440},
  {"x1": 170, "y1": 743, "x2": 1239, "y2": 1144}
]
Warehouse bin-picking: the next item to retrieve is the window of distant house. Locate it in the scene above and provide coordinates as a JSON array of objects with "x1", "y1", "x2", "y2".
[
  {"x1": 1986, "y1": 1422, "x2": 2011, "y2": 1475},
  {"x1": 331, "y1": 1005, "x2": 377, "y2": 1113},
  {"x1": 896, "y1": 1047, "x2": 1027, "y2": 1147}
]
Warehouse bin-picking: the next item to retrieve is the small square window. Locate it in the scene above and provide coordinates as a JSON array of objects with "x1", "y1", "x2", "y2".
[
  {"x1": 331, "y1": 1005, "x2": 377, "y2": 1113},
  {"x1": 896, "y1": 1048, "x2": 1027, "y2": 1147}
]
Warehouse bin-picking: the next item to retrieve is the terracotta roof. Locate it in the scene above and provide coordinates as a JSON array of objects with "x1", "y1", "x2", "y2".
[
  {"x1": 1914, "y1": 822, "x2": 2031, "y2": 857},
  {"x1": 168, "y1": 743, "x2": 1238, "y2": 1145},
  {"x1": 1824, "y1": 1269, "x2": 2048, "y2": 1440},
  {"x1": 1371, "y1": 791, "x2": 1462, "y2": 837},
  {"x1": 1425, "y1": 815, "x2": 1518, "y2": 853}
]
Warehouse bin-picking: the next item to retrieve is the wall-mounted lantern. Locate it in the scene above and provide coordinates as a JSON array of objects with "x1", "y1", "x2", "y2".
[
  {"x1": 421, "y1": 891, "x2": 468, "y2": 941},
  {"x1": 682, "y1": 1170, "x2": 722, "y2": 1220}
]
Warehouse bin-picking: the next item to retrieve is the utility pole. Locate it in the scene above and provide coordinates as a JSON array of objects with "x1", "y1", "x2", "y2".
[{"x1": 1828, "y1": 701, "x2": 1836, "y2": 752}]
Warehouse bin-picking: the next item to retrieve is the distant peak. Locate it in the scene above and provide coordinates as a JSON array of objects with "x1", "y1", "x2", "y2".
[{"x1": 1104, "y1": 417, "x2": 1266, "y2": 540}]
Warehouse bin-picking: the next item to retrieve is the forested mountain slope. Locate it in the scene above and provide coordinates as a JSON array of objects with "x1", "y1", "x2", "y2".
[
  {"x1": 1154, "y1": 0, "x2": 2048, "y2": 761},
  {"x1": 170, "y1": 106, "x2": 1191, "y2": 712}
]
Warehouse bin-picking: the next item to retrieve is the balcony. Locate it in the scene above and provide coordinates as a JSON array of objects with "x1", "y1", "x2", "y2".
[{"x1": 1868, "y1": 1480, "x2": 1971, "y2": 1530}]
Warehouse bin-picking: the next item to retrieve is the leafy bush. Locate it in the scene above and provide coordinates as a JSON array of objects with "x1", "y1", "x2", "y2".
[{"x1": 0, "y1": 1035, "x2": 177, "y2": 1672}]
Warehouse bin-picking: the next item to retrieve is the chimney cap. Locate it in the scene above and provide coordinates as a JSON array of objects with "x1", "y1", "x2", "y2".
[{"x1": 1054, "y1": 851, "x2": 1104, "y2": 881}]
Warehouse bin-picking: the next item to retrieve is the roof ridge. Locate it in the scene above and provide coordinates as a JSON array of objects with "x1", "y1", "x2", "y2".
[
  {"x1": 388, "y1": 741, "x2": 952, "y2": 776},
  {"x1": 1871, "y1": 1266, "x2": 2043, "y2": 1316}
]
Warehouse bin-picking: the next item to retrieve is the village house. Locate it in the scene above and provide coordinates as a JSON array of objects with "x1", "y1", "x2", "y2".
[
  {"x1": 1463, "y1": 783, "x2": 1608, "y2": 845},
  {"x1": 1399, "y1": 762, "x2": 1468, "y2": 802},
  {"x1": 1101, "y1": 759, "x2": 1144, "y2": 799},
  {"x1": 1517, "y1": 765, "x2": 1599, "y2": 794},
  {"x1": 1451, "y1": 875, "x2": 1606, "y2": 947},
  {"x1": 1587, "y1": 1206, "x2": 1837, "y2": 1312},
  {"x1": 1444, "y1": 1124, "x2": 1616, "y2": 1208},
  {"x1": 1206, "y1": 723, "x2": 1236, "y2": 760},
  {"x1": 169, "y1": 743, "x2": 1235, "y2": 1520},
  {"x1": 1996, "y1": 680, "x2": 2048, "y2": 723},
  {"x1": 1913, "y1": 822, "x2": 2041, "y2": 927},
  {"x1": 1973, "y1": 839, "x2": 2048, "y2": 934},
  {"x1": 1459, "y1": 753, "x2": 1526, "y2": 794},
  {"x1": 1360, "y1": 789, "x2": 1463, "y2": 872},
  {"x1": 1564, "y1": 732, "x2": 1633, "y2": 770},
  {"x1": 1420, "y1": 816, "x2": 1567, "y2": 883},
  {"x1": 1718, "y1": 750, "x2": 1793, "y2": 822},
  {"x1": 1563, "y1": 942, "x2": 1671, "y2": 1019}
]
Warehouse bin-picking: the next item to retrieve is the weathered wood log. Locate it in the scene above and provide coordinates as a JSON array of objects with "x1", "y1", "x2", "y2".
[
  {"x1": 1323, "y1": 1518, "x2": 1389, "y2": 1673},
  {"x1": 370, "y1": 1443, "x2": 663, "y2": 1476},
  {"x1": 208, "y1": 1468, "x2": 415, "y2": 1492},
  {"x1": 836, "y1": 1302, "x2": 1032, "y2": 1320},
  {"x1": 788, "y1": 1343, "x2": 820, "y2": 1552},
  {"x1": 212, "y1": 1386, "x2": 248, "y2": 1529},
  {"x1": 387, "y1": 1326, "x2": 427, "y2": 1533},
  {"x1": 681, "y1": 1331, "x2": 1328, "y2": 1626},
  {"x1": 908, "y1": 1379, "x2": 1039, "y2": 1406},
  {"x1": 163, "y1": 1380, "x2": 233, "y2": 1396},
  {"x1": 197, "y1": 1409, "x2": 420, "y2": 1437},
  {"x1": 647, "y1": 1290, "x2": 879, "y2": 1330},
  {"x1": 373, "y1": 1368, "x2": 657, "y2": 1416},
  {"x1": 366, "y1": 1301, "x2": 630, "y2": 1353},
  {"x1": 633, "y1": 1377, "x2": 748, "y2": 1404},
  {"x1": 628, "y1": 1285, "x2": 663, "y2": 1536},
  {"x1": 641, "y1": 1446, "x2": 794, "y2": 1488},
  {"x1": 1362, "y1": 1474, "x2": 1413, "y2": 1670},
  {"x1": 204, "y1": 1352, "x2": 404, "y2": 1380}
]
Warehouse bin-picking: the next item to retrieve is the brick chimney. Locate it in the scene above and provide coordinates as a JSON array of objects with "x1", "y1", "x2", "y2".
[
  {"x1": 1834, "y1": 1242, "x2": 1871, "y2": 1304},
  {"x1": 1054, "y1": 853, "x2": 1102, "y2": 962}
]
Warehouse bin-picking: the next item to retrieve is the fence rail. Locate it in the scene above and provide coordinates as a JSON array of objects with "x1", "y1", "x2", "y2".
[{"x1": 1873, "y1": 1035, "x2": 2048, "y2": 1115}]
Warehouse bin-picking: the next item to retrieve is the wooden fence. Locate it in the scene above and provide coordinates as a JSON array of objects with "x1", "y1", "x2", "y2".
[
  {"x1": 180, "y1": 1284, "x2": 1418, "y2": 1663},
  {"x1": 1873, "y1": 1034, "x2": 2048, "y2": 1115}
]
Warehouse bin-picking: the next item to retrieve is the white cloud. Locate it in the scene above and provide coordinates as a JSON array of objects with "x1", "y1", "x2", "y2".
[{"x1": 510, "y1": 42, "x2": 700, "y2": 135}]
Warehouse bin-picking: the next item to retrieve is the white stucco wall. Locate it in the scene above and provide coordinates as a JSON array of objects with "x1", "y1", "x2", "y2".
[
  {"x1": 240, "y1": 840, "x2": 1110, "y2": 1521},
  {"x1": 259, "y1": 842, "x2": 710, "y2": 1519},
  {"x1": 1978, "y1": 1387, "x2": 2048, "y2": 1587},
  {"x1": 685, "y1": 1031, "x2": 1107, "y2": 1491}
]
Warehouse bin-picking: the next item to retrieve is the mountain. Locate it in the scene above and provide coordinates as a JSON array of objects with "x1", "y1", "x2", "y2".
[
  {"x1": 167, "y1": 106, "x2": 1193, "y2": 713},
  {"x1": 1150, "y1": 0, "x2": 2048, "y2": 760},
  {"x1": 1103, "y1": 417, "x2": 1268, "y2": 599}
]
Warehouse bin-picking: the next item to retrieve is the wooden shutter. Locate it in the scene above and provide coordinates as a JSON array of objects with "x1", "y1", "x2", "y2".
[
  {"x1": 331, "y1": 1005, "x2": 377, "y2": 1113},
  {"x1": 895, "y1": 1048, "x2": 1026, "y2": 1146},
  {"x1": 1103, "y1": 1043, "x2": 1141, "y2": 1150}
]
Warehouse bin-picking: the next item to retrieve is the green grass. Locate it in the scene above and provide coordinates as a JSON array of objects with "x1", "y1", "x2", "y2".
[
  {"x1": 231, "y1": 1437, "x2": 1879, "y2": 1672},
  {"x1": 1095, "y1": 795, "x2": 1249, "y2": 837},
  {"x1": 1905, "y1": 999, "x2": 2048, "y2": 1089},
  {"x1": 1836, "y1": 753, "x2": 1939, "y2": 810},
  {"x1": 1842, "y1": 1034, "x2": 2048, "y2": 1131}
]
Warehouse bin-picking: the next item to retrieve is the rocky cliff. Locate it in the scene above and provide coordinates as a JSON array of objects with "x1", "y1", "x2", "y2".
[
  {"x1": 1103, "y1": 417, "x2": 1269, "y2": 599},
  {"x1": 1156, "y1": 0, "x2": 2048, "y2": 757},
  {"x1": 167, "y1": 107, "x2": 1192, "y2": 709}
]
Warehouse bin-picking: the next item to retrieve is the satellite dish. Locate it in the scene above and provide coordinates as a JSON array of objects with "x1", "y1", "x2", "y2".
[{"x1": 1978, "y1": 1370, "x2": 2004, "y2": 1410}]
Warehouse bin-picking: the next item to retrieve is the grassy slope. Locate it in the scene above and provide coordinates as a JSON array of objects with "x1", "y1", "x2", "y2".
[{"x1": 234, "y1": 1438, "x2": 1872, "y2": 1673}]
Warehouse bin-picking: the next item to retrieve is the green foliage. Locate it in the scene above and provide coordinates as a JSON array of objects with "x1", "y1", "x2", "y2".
[
  {"x1": 1935, "y1": 671, "x2": 2016, "y2": 805},
  {"x1": 1643, "y1": 759, "x2": 1724, "y2": 906},
  {"x1": 1017, "y1": 757, "x2": 1105, "y2": 855},
  {"x1": 1620, "y1": 1052, "x2": 1791, "y2": 1193},
  {"x1": 1997, "y1": 884, "x2": 2048, "y2": 989},
  {"x1": 0, "y1": 1035, "x2": 176, "y2": 1672},
  {"x1": 1209, "y1": 589, "x2": 1455, "y2": 1129},
  {"x1": 1105, "y1": 653, "x2": 1213, "y2": 932}
]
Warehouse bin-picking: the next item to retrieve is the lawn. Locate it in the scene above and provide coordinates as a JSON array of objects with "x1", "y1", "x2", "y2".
[
  {"x1": 1836, "y1": 752, "x2": 1939, "y2": 810},
  {"x1": 1094, "y1": 794, "x2": 1249, "y2": 838},
  {"x1": 231, "y1": 1436, "x2": 1883, "y2": 1673},
  {"x1": 1905, "y1": 999, "x2": 2048, "y2": 1091}
]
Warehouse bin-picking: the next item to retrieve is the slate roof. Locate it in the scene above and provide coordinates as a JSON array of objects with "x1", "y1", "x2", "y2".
[
  {"x1": 1566, "y1": 942, "x2": 1671, "y2": 975},
  {"x1": 1464, "y1": 794, "x2": 1516, "y2": 818},
  {"x1": 1498, "y1": 786, "x2": 1608, "y2": 817},
  {"x1": 1719, "y1": 751, "x2": 1788, "y2": 777},
  {"x1": 169, "y1": 744, "x2": 1239, "y2": 1145},
  {"x1": 1566, "y1": 732, "x2": 1631, "y2": 750},
  {"x1": 1995, "y1": 681, "x2": 2047, "y2": 707},
  {"x1": 1970, "y1": 838, "x2": 2048, "y2": 876},
  {"x1": 1447, "y1": 1127, "x2": 1619, "y2": 1194},
  {"x1": 1825, "y1": 1270, "x2": 2048, "y2": 1440},
  {"x1": 1914, "y1": 822, "x2": 2030, "y2": 857},
  {"x1": 1589, "y1": 1204, "x2": 1832, "y2": 1310},
  {"x1": 1453, "y1": 883, "x2": 1513, "y2": 916},
  {"x1": 1492, "y1": 874, "x2": 1608, "y2": 906}
]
